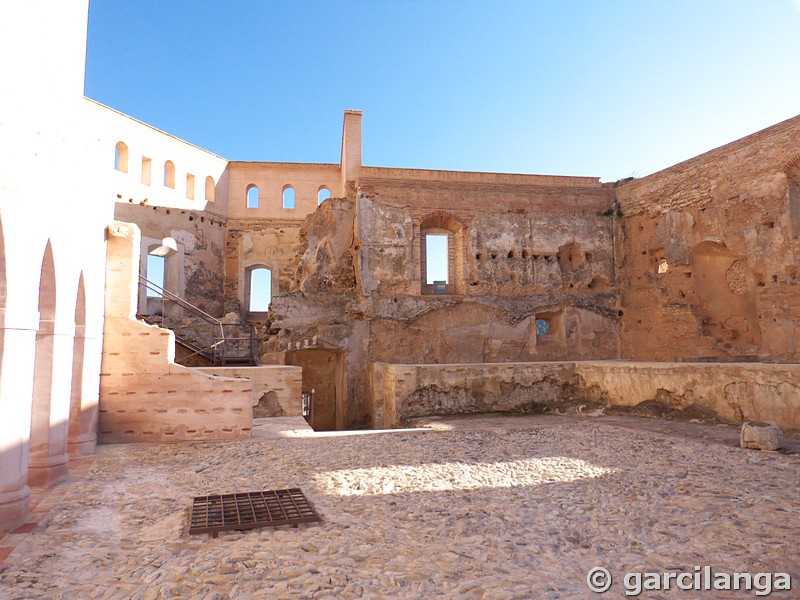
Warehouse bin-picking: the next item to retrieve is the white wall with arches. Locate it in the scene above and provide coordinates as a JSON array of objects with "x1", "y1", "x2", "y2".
[
  {"x1": 0, "y1": 0, "x2": 113, "y2": 530},
  {"x1": 85, "y1": 99, "x2": 231, "y2": 217}
]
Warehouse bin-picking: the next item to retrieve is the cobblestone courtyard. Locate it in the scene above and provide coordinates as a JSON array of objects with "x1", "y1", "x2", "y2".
[{"x1": 1, "y1": 416, "x2": 798, "y2": 599}]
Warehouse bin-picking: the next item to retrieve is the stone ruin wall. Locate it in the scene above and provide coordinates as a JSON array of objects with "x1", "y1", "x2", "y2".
[
  {"x1": 616, "y1": 115, "x2": 800, "y2": 362},
  {"x1": 108, "y1": 112, "x2": 800, "y2": 430},
  {"x1": 265, "y1": 172, "x2": 623, "y2": 427},
  {"x1": 223, "y1": 219, "x2": 305, "y2": 316}
]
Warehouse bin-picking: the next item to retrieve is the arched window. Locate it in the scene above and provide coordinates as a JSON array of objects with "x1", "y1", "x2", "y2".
[
  {"x1": 114, "y1": 142, "x2": 128, "y2": 173},
  {"x1": 185, "y1": 173, "x2": 195, "y2": 200},
  {"x1": 318, "y1": 187, "x2": 331, "y2": 205},
  {"x1": 246, "y1": 266, "x2": 272, "y2": 313},
  {"x1": 419, "y1": 213, "x2": 466, "y2": 295},
  {"x1": 246, "y1": 184, "x2": 259, "y2": 208},
  {"x1": 282, "y1": 185, "x2": 295, "y2": 209},
  {"x1": 164, "y1": 160, "x2": 175, "y2": 188},
  {"x1": 205, "y1": 176, "x2": 216, "y2": 202}
]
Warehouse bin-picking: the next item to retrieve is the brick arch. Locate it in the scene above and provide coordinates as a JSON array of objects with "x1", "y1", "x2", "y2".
[
  {"x1": 781, "y1": 153, "x2": 800, "y2": 173},
  {"x1": 419, "y1": 211, "x2": 467, "y2": 233}
]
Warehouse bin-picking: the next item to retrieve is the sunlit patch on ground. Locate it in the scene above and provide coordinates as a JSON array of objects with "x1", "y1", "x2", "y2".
[{"x1": 315, "y1": 457, "x2": 616, "y2": 496}]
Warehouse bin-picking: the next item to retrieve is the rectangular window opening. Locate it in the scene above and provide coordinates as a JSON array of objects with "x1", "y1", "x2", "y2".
[
  {"x1": 249, "y1": 268, "x2": 272, "y2": 312},
  {"x1": 186, "y1": 173, "x2": 195, "y2": 200},
  {"x1": 146, "y1": 254, "x2": 166, "y2": 297},
  {"x1": 535, "y1": 318, "x2": 550, "y2": 336},
  {"x1": 141, "y1": 157, "x2": 152, "y2": 186},
  {"x1": 426, "y1": 234, "x2": 449, "y2": 285}
]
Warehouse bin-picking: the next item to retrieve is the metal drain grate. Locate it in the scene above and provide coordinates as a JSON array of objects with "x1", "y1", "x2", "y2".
[{"x1": 189, "y1": 488, "x2": 321, "y2": 537}]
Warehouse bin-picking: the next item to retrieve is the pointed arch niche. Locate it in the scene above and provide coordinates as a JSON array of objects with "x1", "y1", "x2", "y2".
[
  {"x1": 0, "y1": 215, "x2": 27, "y2": 529},
  {"x1": 28, "y1": 241, "x2": 72, "y2": 487},
  {"x1": 68, "y1": 273, "x2": 96, "y2": 457}
]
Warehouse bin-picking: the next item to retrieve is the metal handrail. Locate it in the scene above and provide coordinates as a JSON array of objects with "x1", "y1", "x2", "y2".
[
  {"x1": 138, "y1": 275, "x2": 257, "y2": 365},
  {"x1": 139, "y1": 275, "x2": 224, "y2": 340}
]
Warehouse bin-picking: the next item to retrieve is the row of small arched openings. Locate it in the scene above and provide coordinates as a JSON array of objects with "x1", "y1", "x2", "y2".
[
  {"x1": 114, "y1": 142, "x2": 216, "y2": 202},
  {"x1": 246, "y1": 184, "x2": 331, "y2": 209}
]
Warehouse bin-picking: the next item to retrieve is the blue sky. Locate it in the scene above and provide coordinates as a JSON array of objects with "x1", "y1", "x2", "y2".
[{"x1": 85, "y1": 1, "x2": 800, "y2": 182}]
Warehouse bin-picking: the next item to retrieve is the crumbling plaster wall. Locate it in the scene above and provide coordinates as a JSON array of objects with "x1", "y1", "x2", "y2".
[
  {"x1": 224, "y1": 219, "x2": 305, "y2": 316},
  {"x1": 355, "y1": 171, "x2": 617, "y2": 298},
  {"x1": 90, "y1": 97, "x2": 233, "y2": 316},
  {"x1": 221, "y1": 160, "x2": 351, "y2": 317},
  {"x1": 616, "y1": 115, "x2": 800, "y2": 361},
  {"x1": 265, "y1": 171, "x2": 622, "y2": 427},
  {"x1": 86, "y1": 98, "x2": 231, "y2": 217}
]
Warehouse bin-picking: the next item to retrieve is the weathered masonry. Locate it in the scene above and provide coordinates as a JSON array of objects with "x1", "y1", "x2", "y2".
[
  {"x1": 105, "y1": 109, "x2": 800, "y2": 432},
  {"x1": 1, "y1": 0, "x2": 798, "y2": 532}
]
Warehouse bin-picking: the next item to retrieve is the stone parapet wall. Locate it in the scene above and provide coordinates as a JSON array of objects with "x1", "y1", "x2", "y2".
[
  {"x1": 371, "y1": 361, "x2": 800, "y2": 431},
  {"x1": 370, "y1": 362, "x2": 577, "y2": 428},
  {"x1": 574, "y1": 361, "x2": 800, "y2": 430}
]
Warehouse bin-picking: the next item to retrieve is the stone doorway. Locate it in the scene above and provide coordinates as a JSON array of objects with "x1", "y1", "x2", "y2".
[{"x1": 285, "y1": 348, "x2": 344, "y2": 431}]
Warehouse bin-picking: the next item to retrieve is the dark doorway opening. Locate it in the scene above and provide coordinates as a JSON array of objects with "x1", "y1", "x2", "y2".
[{"x1": 285, "y1": 348, "x2": 345, "y2": 431}]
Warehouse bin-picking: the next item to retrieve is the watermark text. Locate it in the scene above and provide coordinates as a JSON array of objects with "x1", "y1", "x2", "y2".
[{"x1": 586, "y1": 566, "x2": 791, "y2": 596}]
